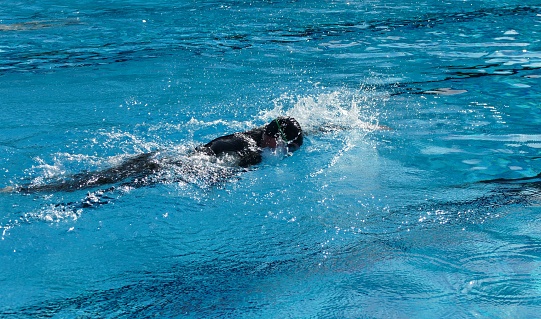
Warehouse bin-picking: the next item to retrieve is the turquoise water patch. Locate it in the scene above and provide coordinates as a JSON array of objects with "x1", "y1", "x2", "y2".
[{"x1": 2, "y1": 1, "x2": 541, "y2": 318}]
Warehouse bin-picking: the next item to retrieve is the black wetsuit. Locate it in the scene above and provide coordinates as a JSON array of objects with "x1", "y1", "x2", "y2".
[{"x1": 199, "y1": 127, "x2": 265, "y2": 167}]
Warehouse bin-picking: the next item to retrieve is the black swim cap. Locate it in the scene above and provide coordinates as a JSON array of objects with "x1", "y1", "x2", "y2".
[{"x1": 264, "y1": 116, "x2": 303, "y2": 150}]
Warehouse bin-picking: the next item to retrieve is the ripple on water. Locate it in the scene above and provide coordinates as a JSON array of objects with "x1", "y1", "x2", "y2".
[{"x1": 459, "y1": 242, "x2": 541, "y2": 305}]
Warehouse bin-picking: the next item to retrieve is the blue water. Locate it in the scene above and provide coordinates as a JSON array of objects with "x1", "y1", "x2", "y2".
[{"x1": 2, "y1": 1, "x2": 541, "y2": 318}]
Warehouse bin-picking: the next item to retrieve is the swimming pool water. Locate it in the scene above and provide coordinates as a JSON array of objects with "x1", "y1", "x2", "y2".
[{"x1": 1, "y1": 1, "x2": 541, "y2": 318}]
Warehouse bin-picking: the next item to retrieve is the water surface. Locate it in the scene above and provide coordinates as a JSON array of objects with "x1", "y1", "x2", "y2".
[{"x1": 1, "y1": 1, "x2": 541, "y2": 318}]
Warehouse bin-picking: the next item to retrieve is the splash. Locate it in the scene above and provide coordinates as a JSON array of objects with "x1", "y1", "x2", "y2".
[
  {"x1": 256, "y1": 88, "x2": 389, "y2": 181},
  {"x1": 258, "y1": 88, "x2": 387, "y2": 135}
]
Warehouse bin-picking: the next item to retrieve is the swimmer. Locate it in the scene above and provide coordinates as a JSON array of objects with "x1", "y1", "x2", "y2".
[
  {"x1": 1, "y1": 116, "x2": 303, "y2": 194},
  {"x1": 197, "y1": 116, "x2": 303, "y2": 167}
]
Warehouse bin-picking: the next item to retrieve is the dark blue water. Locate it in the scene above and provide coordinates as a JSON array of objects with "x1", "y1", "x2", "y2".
[{"x1": 2, "y1": 1, "x2": 541, "y2": 318}]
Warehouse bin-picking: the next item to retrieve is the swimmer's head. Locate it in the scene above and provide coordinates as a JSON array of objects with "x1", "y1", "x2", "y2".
[{"x1": 263, "y1": 116, "x2": 303, "y2": 152}]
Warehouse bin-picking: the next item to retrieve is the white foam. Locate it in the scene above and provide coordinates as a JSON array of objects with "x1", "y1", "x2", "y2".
[
  {"x1": 29, "y1": 205, "x2": 82, "y2": 223},
  {"x1": 258, "y1": 89, "x2": 385, "y2": 135}
]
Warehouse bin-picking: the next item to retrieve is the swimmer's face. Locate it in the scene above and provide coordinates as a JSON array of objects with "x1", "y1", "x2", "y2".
[{"x1": 262, "y1": 133, "x2": 279, "y2": 148}]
